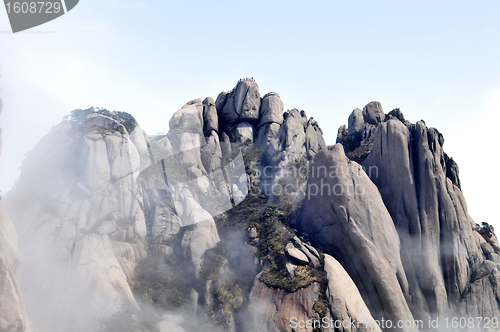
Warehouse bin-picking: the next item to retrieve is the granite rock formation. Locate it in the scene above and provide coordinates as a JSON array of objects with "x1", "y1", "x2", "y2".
[
  {"x1": 6, "y1": 110, "x2": 150, "y2": 331},
  {"x1": 3, "y1": 83, "x2": 499, "y2": 332},
  {"x1": 302, "y1": 102, "x2": 500, "y2": 331}
]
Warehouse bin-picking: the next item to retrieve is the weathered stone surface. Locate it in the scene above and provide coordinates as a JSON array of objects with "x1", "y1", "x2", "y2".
[
  {"x1": 444, "y1": 152, "x2": 461, "y2": 188},
  {"x1": 97, "y1": 220, "x2": 117, "y2": 235},
  {"x1": 235, "y1": 122, "x2": 254, "y2": 143},
  {"x1": 246, "y1": 278, "x2": 320, "y2": 332},
  {"x1": 85, "y1": 136, "x2": 110, "y2": 190},
  {"x1": 292, "y1": 236, "x2": 320, "y2": 266},
  {"x1": 300, "y1": 144, "x2": 417, "y2": 328},
  {"x1": 324, "y1": 254, "x2": 382, "y2": 332},
  {"x1": 86, "y1": 113, "x2": 127, "y2": 133},
  {"x1": 202, "y1": 97, "x2": 219, "y2": 134},
  {"x1": 220, "y1": 80, "x2": 261, "y2": 122},
  {"x1": 267, "y1": 109, "x2": 326, "y2": 166},
  {"x1": 170, "y1": 99, "x2": 204, "y2": 131},
  {"x1": 201, "y1": 130, "x2": 222, "y2": 173},
  {"x1": 362, "y1": 101, "x2": 385, "y2": 124},
  {"x1": 220, "y1": 132, "x2": 232, "y2": 157},
  {"x1": 488, "y1": 232, "x2": 500, "y2": 254},
  {"x1": 215, "y1": 91, "x2": 228, "y2": 113},
  {"x1": 336, "y1": 106, "x2": 380, "y2": 163},
  {"x1": 104, "y1": 132, "x2": 141, "y2": 181},
  {"x1": 151, "y1": 135, "x2": 173, "y2": 162},
  {"x1": 303, "y1": 242, "x2": 320, "y2": 259},
  {"x1": 5, "y1": 114, "x2": 149, "y2": 331},
  {"x1": 362, "y1": 117, "x2": 500, "y2": 321},
  {"x1": 151, "y1": 204, "x2": 181, "y2": 244},
  {"x1": 267, "y1": 109, "x2": 307, "y2": 164},
  {"x1": 362, "y1": 119, "x2": 442, "y2": 318},
  {"x1": 305, "y1": 117, "x2": 325, "y2": 159},
  {"x1": 255, "y1": 122, "x2": 280, "y2": 149},
  {"x1": 112, "y1": 241, "x2": 147, "y2": 281},
  {"x1": 285, "y1": 259, "x2": 298, "y2": 278},
  {"x1": 231, "y1": 184, "x2": 245, "y2": 205},
  {"x1": 57, "y1": 234, "x2": 140, "y2": 330},
  {"x1": 6, "y1": 81, "x2": 500, "y2": 332},
  {"x1": 386, "y1": 108, "x2": 405, "y2": 122},
  {"x1": 181, "y1": 218, "x2": 220, "y2": 279},
  {"x1": 348, "y1": 108, "x2": 364, "y2": 134},
  {"x1": 285, "y1": 242, "x2": 309, "y2": 265},
  {"x1": 337, "y1": 124, "x2": 348, "y2": 142},
  {"x1": 129, "y1": 126, "x2": 153, "y2": 173},
  {"x1": 258, "y1": 93, "x2": 284, "y2": 127},
  {"x1": 260, "y1": 109, "x2": 325, "y2": 202}
]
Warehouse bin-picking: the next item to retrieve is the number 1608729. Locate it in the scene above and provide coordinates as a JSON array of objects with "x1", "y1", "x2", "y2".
[{"x1": 5, "y1": 2, "x2": 62, "y2": 14}]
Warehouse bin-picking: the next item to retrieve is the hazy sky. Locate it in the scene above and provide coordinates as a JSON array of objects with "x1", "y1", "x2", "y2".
[{"x1": 0, "y1": 1, "x2": 499, "y2": 228}]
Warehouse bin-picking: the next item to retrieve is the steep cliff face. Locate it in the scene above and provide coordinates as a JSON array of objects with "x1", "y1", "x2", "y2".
[
  {"x1": 302, "y1": 103, "x2": 500, "y2": 331},
  {"x1": 0, "y1": 97, "x2": 33, "y2": 332},
  {"x1": 362, "y1": 115, "x2": 500, "y2": 320},
  {"x1": 300, "y1": 144, "x2": 417, "y2": 331},
  {"x1": 4, "y1": 82, "x2": 500, "y2": 332},
  {"x1": 6, "y1": 109, "x2": 151, "y2": 331}
]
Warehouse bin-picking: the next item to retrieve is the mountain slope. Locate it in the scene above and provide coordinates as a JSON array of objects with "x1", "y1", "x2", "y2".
[{"x1": 3, "y1": 81, "x2": 500, "y2": 332}]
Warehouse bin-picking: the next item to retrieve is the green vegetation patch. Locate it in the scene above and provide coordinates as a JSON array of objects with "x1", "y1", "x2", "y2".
[
  {"x1": 476, "y1": 222, "x2": 494, "y2": 241},
  {"x1": 201, "y1": 241, "x2": 245, "y2": 328},
  {"x1": 132, "y1": 252, "x2": 191, "y2": 311},
  {"x1": 260, "y1": 265, "x2": 326, "y2": 293},
  {"x1": 201, "y1": 241, "x2": 227, "y2": 280},
  {"x1": 345, "y1": 146, "x2": 371, "y2": 163},
  {"x1": 216, "y1": 193, "x2": 324, "y2": 294},
  {"x1": 64, "y1": 107, "x2": 138, "y2": 134}
]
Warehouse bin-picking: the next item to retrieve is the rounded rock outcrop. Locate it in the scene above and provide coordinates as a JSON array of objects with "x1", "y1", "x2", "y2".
[
  {"x1": 362, "y1": 101, "x2": 385, "y2": 124},
  {"x1": 218, "y1": 79, "x2": 261, "y2": 122},
  {"x1": 258, "y1": 93, "x2": 284, "y2": 127}
]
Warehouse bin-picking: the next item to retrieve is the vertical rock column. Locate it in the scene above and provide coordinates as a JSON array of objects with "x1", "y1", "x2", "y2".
[
  {"x1": 300, "y1": 144, "x2": 418, "y2": 331},
  {"x1": 255, "y1": 93, "x2": 283, "y2": 149}
]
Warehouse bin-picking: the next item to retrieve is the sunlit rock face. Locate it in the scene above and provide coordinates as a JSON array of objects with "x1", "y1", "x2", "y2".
[
  {"x1": 4, "y1": 82, "x2": 500, "y2": 332},
  {"x1": 6, "y1": 112, "x2": 150, "y2": 331},
  {"x1": 362, "y1": 116, "x2": 500, "y2": 321},
  {"x1": 302, "y1": 103, "x2": 500, "y2": 330},
  {"x1": 301, "y1": 144, "x2": 418, "y2": 331},
  {"x1": 245, "y1": 279, "x2": 321, "y2": 332},
  {"x1": 218, "y1": 79, "x2": 261, "y2": 122},
  {"x1": 323, "y1": 254, "x2": 382, "y2": 332},
  {"x1": 0, "y1": 97, "x2": 34, "y2": 332}
]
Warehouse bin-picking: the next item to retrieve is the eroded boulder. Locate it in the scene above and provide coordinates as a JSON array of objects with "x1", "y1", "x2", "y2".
[
  {"x1": 362, "y1": 101, "x2": 385, "y2": 124},
  {"x1": 324, "y1": 254, "x2": 382, "y2": 332},
  {"x1": 258, "y1": 93, "x2": 284, "y2": 127},
  {"x1": 218, "y1": 79, "x2": 261, "y2": 122},
  {"x1": 203, "y1": 97, "x2": 219, "y2": 134},
  {"x1": 246, "y1": 278, "x2": 320, "y2": 332},
  {"x1": 5, "y1": 112, "x2": 149, "y2": 331}
]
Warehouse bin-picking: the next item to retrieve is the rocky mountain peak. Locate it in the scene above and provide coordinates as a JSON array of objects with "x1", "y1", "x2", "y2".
[
  {"x1": 217, "y1": 78, "x2": 261, "y2": 122},
  {"x1": 2, "y1": 82, "x2": 499, "y2": 332}
]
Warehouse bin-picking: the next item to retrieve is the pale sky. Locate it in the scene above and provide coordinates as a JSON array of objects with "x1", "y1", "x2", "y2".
[{"x1": 0, "y1": 0, "x2": 498, "y2": 229}]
